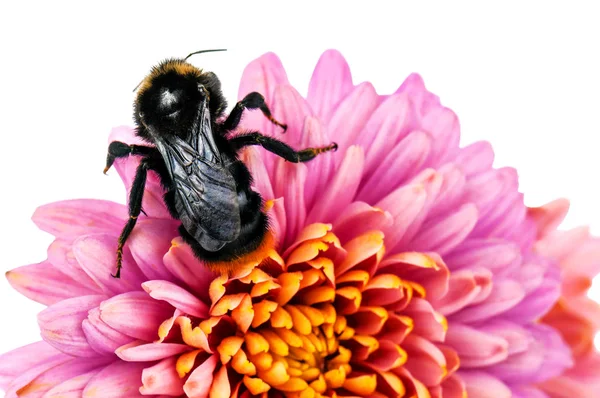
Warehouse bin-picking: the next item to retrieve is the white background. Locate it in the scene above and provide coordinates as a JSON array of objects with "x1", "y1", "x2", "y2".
[{"x1": 0, "y1": 0, "x2": 599, "y2": 385}]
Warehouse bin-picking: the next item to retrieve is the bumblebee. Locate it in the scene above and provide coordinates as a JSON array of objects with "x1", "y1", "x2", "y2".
[{"x1": 104, "y1": 50, "x2": 337, "y2": 278}]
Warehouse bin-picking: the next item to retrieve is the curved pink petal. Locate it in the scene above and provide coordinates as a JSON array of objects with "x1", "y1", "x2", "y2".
[
  {"x1": 445, "y1": 324, "x2": 508, "y2": 368},
  {"x1": 395, "y1": 73, "x2": 440, "y2": 114},
  {"x1": 99, "y1": 291, "x2": 172, "y2": 342},
  {"x1": 32, "y1": 200, "x2": 127, "y2": 239},
  {"x1": 127, "y1": 219, "x2": 180, "y2": 282},
  {"x1": 459, "y1": 371, "x2": 511, "y2": 398},
  {"x1": 116, "y1": 341, "x2": 190, "y2": 361},
  {"x1": 82, "y1": 360, "x2": 146, "y2": 398},
  {"x1": 82, "y1": 307, "x2": 133, "y2": 355},
  {"x1": 420, "y1": 105, "x2": 460, "y2": 167},
  {"x1": 357, "y1": 131, "x2": 431, "y2": 204},
  {"x1": 163, "y1": 238, "x2": 218, "y2": 302},
  {"x1": 454, "y1": 141, "x2": 495, "y2": 177},
  {"x1": 376, "y1": 182, "x2": 428, "y2": 251},
  {"x1": 47, "y1": 238, "x2": 101, "y2": 289},
  {"x1": 408, "y1": 203, "x2": 478, "y2": 257},
  {"x1": 300, "y1": 116, "x2": 336, "y2": 210},
  {"x1": 38, "y1": 295, "x2": 106, "y2": 357},
  {"x1": 307, "y1": 49, "x2": 353, "y2": 122},
  {"x1": 327, "y1": 82, "x2": 379, "y2": 158},
  {"x1": 6, "y1": 261, "x2": 95, "y2": 306},
  {"x1": 528, "y1": 198, "x2": 570, "y2": 238},
  {"x1": 183, "y1": 354, "x2": 219, "y2": 398},
  {"x1": 73, "y1": 234, "x2": 146, "y2": 295},
  {"x1": 360, "y1": 93, "x2": 415, "y2": 177},
  {"x1": 0, "y1": 341, "x2": 62, "y2": 389},
  {"x1": 6, "y1": 357, "x2": 110, "y2": 398},
  {"x1": 445, "y1": 238, "x2": 521, "y2": 274},
  {"x1": 403, "y1": 335, "x2": 447, "y2": 387},
  {"x1": 333, "y1": 201, "x2": 393, "y2": 244},
  {"x1": 404, "y1": 298, "x2": 446, "y2": 342},
  {"x1": 432, "y1": 268, "x2": 492, "y2": 316},
  {"x1": 3, "y1": 352, "x2": 71, "y2": 397},
  {"x1": 43, "y1": 368, "x2": 101, "y2": 398},
  {"x1": 140, "y1": 357, "x2": 185, "y2": 396},
  {"x1": 307, "y1": 145, "x2": 364, "y2": 224},
  {"x1": 272, "y1": 159, "x2": 307, "y2": 248},
  {"x1": 271, "y1": 84, "x2": 313, "y2": 149},
  {"x1": 142, "y1": 280, "x2": 209, "y2": 318},
  {"x1": 451, "y1": 278, "x2": 525, "y2": 323}
]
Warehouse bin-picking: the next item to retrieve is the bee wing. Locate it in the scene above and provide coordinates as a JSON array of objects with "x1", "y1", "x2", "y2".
[{"x1": 153, "y1": 107, "x2": 240, "y2": 251}]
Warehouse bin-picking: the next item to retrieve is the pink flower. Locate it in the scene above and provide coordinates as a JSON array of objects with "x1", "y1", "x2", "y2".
[{"x1": 1, "y1": 50, "x2": 599, "y2": 397}]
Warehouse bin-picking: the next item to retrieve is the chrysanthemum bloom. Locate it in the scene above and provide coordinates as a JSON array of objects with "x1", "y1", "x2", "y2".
[{"x1": 2, "y1": 51, "x2": 599, "y2": 398}]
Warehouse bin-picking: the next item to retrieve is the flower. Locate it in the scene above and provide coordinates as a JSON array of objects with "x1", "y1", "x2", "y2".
[{"x1": 1, "y1": 50, "x2": 599, "y2": 398}]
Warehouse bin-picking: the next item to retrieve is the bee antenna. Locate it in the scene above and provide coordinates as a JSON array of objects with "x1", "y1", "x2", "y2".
[{"x1": 184, "y1": 48, "x2": 227, "y2": 61}]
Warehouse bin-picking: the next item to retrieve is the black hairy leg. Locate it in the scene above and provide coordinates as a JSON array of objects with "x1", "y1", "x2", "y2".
[
  {"x1": 229, "y1": 132, "x2": 338, "y2": 162},
  {"x1": 104, "y1": 141, "x2": 156, "y2": 174},
  {"x1": 112, "y1": 160, "x2": 149, "y2": 278},
  {"x1": 222, "y1": 92, "x2": 287, "y2": 132}
]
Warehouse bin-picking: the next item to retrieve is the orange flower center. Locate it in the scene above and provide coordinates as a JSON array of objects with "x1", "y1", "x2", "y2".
[{"x1": 155, "y1": 223, "x2": 454, "y2": 397}]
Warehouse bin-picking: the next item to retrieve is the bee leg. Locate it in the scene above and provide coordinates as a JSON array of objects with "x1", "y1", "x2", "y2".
[
  {"x1": 222, "y1": 92, "x2": 287, "y2": 133},
  {"x1": 229, "y1": 132, "x2": 338, "y2": 163},
  {"x1": 112, "y1": 161, "x2": 148, "y2": 278},
  {"x1": 104, "y1": 141, "x2": 156, "y2": 174}
]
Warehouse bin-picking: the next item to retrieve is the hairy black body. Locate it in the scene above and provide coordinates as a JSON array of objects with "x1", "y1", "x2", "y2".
[{"x1": 105, "y1": 56, "x2": 337, "y2": 278}]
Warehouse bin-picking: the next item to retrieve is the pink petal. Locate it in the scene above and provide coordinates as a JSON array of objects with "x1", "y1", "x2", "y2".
[
  {"x1": 140, "y1": 357, "x2": 185, "y2": 396},
  {"x1": 38, "y1": 295, "x2": 106, "y2": 357},
  {"x1": 32, "y1": 200, "x2": 127, "y2": 239},
  {"x1": 3, "y1": 353, "x2": 71, "y2": 398},
  {"x1": 357, "y1": 131, "x2": 431, "y2": 203},
  {"x1": 307, "y1": 49, "x2": 353, "y2": 122},
  {"x1": 47, "y1": 238, "x2": 100, "y2": 289},
  {"x1": 444, "y1": 238, "x2": 521, "y2": 274},
  {"x1": 534, "y1": 226, "x2": 590, "y2": 261},
  {"x1": 7, "y1": 357, "x2": 110, "y2": 398},
  {"x1": 272, "y1": 85, "x2": 314, "y2": 144},
  {"x1": 454, "y1": 141, "x2": 495, "y2": 176},
  {"x1": 142, "y1": 280, "x2": 209, "y2": 318},
  {"x1": 402, "y1": 335, "x2": 447, "y2": 387},
  {"x1": 82, "y1": 307, "x2": 133, "y2": 355},
  {"x1": 116, "y1": 341, "x2": 190, "y2": 361},
  {"x1": 183, "y1": 354, "x2": 219, "y2": 398},
  {"x1": 108, "y1": 125, "x2": 145, "y2": 146},
  {"x1": 562, "y1": 236, "x2": 600, "y2": 279},
  {"x1": 0, "y1": 341, "x2": 62, "y2": 389},
  {"x1": 451, "y1": 279, "x2": 525, "y2": 323},
  {"x1": 237, "y1": 52, "x2": 289, "y2": 135},
  {"x1": 445, "y1": 324, "x2": 508, "y2": 367},
  {"x1": 459, "y1": 371, "x2": 511, "y2": 398},
  {"x1": 307, "y1": 145, "x2": 364, "y2": 224},
  {"x1": 272, "y1": 159, "x2": 307, "y2": 248},
  {"x1": 333, "y1": 201, "x2": 393, "y2": 244},
  {"x1": 99, "y1": 291, "x2": 172, "y2": 342},
  {"x1": 6, "y1": 261, "x2": 96, "y2": 306},
  {"x1": 420, "y1": 105, "x2": 460, "y2": 167},
  {"x1": 327, "y1": 82, "x2": 379, "y2": 159},
  {"x1": 388, "y1": 169, "x2": 444, "y2": 251},
  {"x1": 379, "y1": 252, "x2": 449, "y2": 302},
  {"x1": 426, "y1": 164, "x2": 467, "y2": 220},
  {"x1": 376, "y1": 182, "x2": 428, "y2": 251},
  {"x1": 83, "y1": 360, "x2": 146, "y2": 398},
  {"x1": 528, "y1": 198, "x2": 570, "y2": 238},
  {"x1": 407, "y1": 203, "x2": 478, "y2": 256},
  {"x1": 300, "y1": 116, "x2": 336, "y2": 211},
  {"x1": 162, "y1": 238, "x2": 217, "y2": 302},
  {"x1": 127, "y1": 219, "x2": 180, "y2": 282},
  {"x1": 73, "y1": 234, "x2": 146, "y2": 295},
  {"x1": 395, "y1": 73, "x2": 440, "y2": 114},
  {"x1": 404, "y1": 298, "x2": 446, "y2": 342},
  {"x1": 360, "y1": 93, "x2": 415, "y2": 177},
  {"x1": 43, "y1": 369, "x2": 101, "y2": 398},
  {"x1": 432, "y1": 268, "x2": 492, "y2": 316}
]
